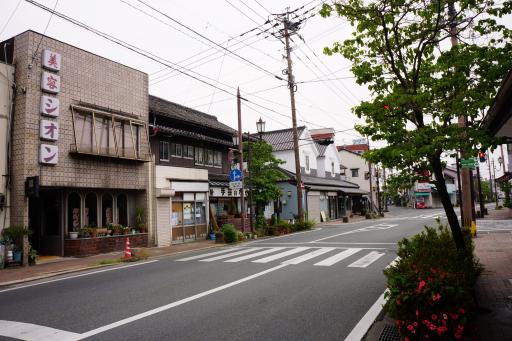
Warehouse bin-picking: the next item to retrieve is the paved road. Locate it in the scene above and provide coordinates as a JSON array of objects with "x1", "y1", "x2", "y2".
[{"x1": 0, "y1": 207, "x2": 448, "y2": 341}]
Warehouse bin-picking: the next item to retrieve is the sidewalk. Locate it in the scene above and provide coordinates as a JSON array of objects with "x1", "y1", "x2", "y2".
[
  {"x1": 473, "y1": 207, "x2": 512, "y2": 340},
  {"x1": 0, "y1": 239, "x2": 221, "y2": 287}
]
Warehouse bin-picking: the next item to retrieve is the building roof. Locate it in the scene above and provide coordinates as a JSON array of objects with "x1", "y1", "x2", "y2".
[
  {"x1": 259, "y1": 126, "x2": 306, "y2": 151},
  {"x1": 149, "y1": 95, "x2": 236, "y2": 136},
  {"x1": 150, "y1": 124, "x2": 233, "y2": 146},
  {"x1": 338, "y1": 144, "x2": 369, "y2": 153},
  {"x1": 482, "y1": 70, "x2": 512, "y2": 138},
  {"x1": 314, "y1": 142, "x2": 328, "y2": 157},
  {"x1": 278, "y1": 167, "x2": 359, "y2": 190}
]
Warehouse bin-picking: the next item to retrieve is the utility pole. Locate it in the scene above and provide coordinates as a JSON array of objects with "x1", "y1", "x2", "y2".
[
  {"x1": 383, "y1": 167, "x2": 388, "y2": 212},
  {"x1": 487, "y1": 153, "x2": 494, "y2": 202},
  {"x1": 246, "y1": 132, "x2": 254, "y2": 233},
  {"x1": 367, "y1": 138, "x2": 374, "y2": 212},
  {"x1": 476, "y1": 164, "x2": 485, "y2": 218},
  {"x1": 236, "y1": 88, "x2": 245, "y2": 232},
  {"x1": 500, "y1": 144, "x2": 507, "y2": 174},
  {"x1": 282, "y1": 11, "x2": 304, "y2": 222},
  {"x1": 449, "y1": 1, "x2": 473, "y2": 230},
  {"x1": 375, "y1": 165, "x2": 382, "y2": 215},
  {"x1": 492, "y1": 160, "x2": 499, "y2": 208},
  {"x1": 456, "y1": 153, "x2": 464, "y2": 224}
]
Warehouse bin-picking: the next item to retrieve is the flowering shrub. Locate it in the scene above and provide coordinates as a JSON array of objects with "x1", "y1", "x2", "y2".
[{"x1": 384, "y1": 222, "x2": 482, "y2": 340}]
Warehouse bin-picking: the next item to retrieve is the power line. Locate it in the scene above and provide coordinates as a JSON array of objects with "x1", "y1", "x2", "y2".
[
  {"x1": 0, "y1": 0, "x2": 23, "y2": 39},
  {"x1": 252, "y1": 0, "x2": 272, "y2": 15},
  {"x1": 136, "y1": 0, "x2": 285, "y2": 81}
]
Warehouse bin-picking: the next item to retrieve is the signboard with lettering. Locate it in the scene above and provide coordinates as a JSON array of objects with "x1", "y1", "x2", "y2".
[
  {"x1": 42, "y1": 50, "x2": 61, "y2": 71},
  {"x1": 40, "y1": 120, "x2": 59, "y2": 141},
  {"x1": 40, "y1": 95, "x2": 59, "y2": 117},
  {"x1": 415, "y1": 182, "x2": 431, "y2": 192},
  {"x1": 41, "y1": 71, "x2": 61, "y2": 94},
  {"x1": 39, "y1": 144, "x2": 59, "y2": 165},
  {"x1": 229, "y1": 181, "x2": 242, "y2": 190}
]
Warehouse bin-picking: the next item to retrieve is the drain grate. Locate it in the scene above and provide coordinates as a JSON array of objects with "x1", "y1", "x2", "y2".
[{"x1": 378, "y1": 324, "x2": 400, "y2": 341}]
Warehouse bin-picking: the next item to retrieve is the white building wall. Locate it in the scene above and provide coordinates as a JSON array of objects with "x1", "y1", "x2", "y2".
[
  {"x1": 338, "y1": 150, "x2": 370, "y2": 192},
  {"x1": 0, "y1": 63, "x2": 14, "y2": 231},
  {"x1": 323, "y1": 144, "x2": 342, "y2": 178}
]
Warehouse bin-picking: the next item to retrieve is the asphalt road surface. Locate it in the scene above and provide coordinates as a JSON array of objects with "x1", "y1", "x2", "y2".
[{"x1": 0, "y1": 207, "x2": 449, "y2": 341}]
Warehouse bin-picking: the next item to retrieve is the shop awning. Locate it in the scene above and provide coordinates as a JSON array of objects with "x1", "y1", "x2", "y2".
[
  {"x1": 306, "y1": 185, "x2": 367, "y2": 195},
  {"x1": 496, "y1": 171, "x2": 512, "y2": 183},
  {"x1": 415, "y1": 192, "x2": 430, "y2": 196}
]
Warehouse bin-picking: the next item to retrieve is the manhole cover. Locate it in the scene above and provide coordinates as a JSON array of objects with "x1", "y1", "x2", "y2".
[{"x1": 378, "y1": 324, "x2": 400, "y2": 341}]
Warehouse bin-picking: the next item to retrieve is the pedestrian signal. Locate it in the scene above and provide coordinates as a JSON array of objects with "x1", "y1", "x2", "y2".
[{"x1": 478, "y1": 151, "x2": 486, "y2": 163}]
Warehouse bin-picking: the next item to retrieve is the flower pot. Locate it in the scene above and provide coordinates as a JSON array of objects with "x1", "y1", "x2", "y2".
[
  {"x1": 209, "y1": 233, "x2": 216, "y2": 240},
  {"x1": 13, "y1": 251, "x2": 22, "y2": 263},
  {"x1": 69, "y1": 231, "x2": 78, "y2": 239}
]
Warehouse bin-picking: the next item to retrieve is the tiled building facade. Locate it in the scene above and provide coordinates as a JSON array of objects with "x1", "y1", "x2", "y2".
[{"x1": 2, "y1": 31, "x2": 151, "y2": 257}]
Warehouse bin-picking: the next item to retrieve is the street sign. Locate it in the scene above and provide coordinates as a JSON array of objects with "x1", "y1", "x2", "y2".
[
  {"x1": 460, "y1": 158, "x2": 476, "y2": 169},
  {"x1": 229, "y1": 181, "x2": 242, "y2": 190},
  {"x1": 229, "y1": 168, "x2": 243, "y2": 181}
]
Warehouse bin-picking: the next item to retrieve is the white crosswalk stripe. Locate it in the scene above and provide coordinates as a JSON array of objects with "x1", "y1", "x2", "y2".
[
  {"x1": 282, "y1": 247, "x2": 336, "y2": 265},
  {"x1": 314, "y1": 248, "x2": 362, "y2": 267},
  {"x1": 199, "y1": 248, "x2": 259, "y2": 262},
  {"x1": 348, "y1": 251, "x2": 385, "y2": 268},
  {"x1": 224, "y1": 247, "x2": 286, "y2": 262},
  {"x1": 176, "y1": 247, "x2": 389, "y2": 270},
  {"x1": 177, "y1": 248, "x2": 246, "y2": 261},
  {"x1": 252, "y1": 247, "x2": 311, "y2": 263}
]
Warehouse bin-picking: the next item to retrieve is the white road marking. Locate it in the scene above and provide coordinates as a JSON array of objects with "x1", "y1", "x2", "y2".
[
  {"x1": 310, "y1": 224, "x2": 397, "y2": 243},
  {"x1": 252, "y1": 247, "x2": 310, "y2": 263},
  {"x1": 244, "y1": 228, "x2": 322, "y2": 245},
  {"x1": 224, "y1": 247, "x2": 285, "y2": 262},
  {"x1": 348, "y1": 251, "x2": 385, "y2": 268},
  {"x1": 344, "y1": 256, "x2": 399, "y2": 341},
  {"x1": 0, "y1": 260, "x2": 159, "y2": 294},
  {"x1": 282, "y1": 247, "x2": 336, "y2": 265},
  {"x1": 78, "y1": 264, "x2": 288, "y2": 339},
  {"x1": 176, "y1": 248, "x2": 243, "y2": 261},
  {"x1": 343, "y1": 290, "x2": 389, "y2": 341},
  {"x1": 314, "y1": 248, "x2": 362, "y2": 267},
  {"x1": 0, "y1": 320, "x2": 80, "y2": 341},
  {"x1": 199, "y1": 248, "x2": 258, "y2": 262}
]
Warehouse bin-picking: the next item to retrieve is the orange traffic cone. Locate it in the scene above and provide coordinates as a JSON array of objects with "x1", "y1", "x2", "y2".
[{"x1": 124, "y1": 237, "x2": 132, "y2": 259}]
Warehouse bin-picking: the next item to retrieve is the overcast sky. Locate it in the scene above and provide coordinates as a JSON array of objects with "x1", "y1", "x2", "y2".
[{"x1": 0, "y1": 0, "x2": 508, "y2": 180}]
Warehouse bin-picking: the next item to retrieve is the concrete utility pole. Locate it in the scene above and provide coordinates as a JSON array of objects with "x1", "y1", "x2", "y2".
[
  {"x1": 367, "y1": 138, "x2": 374, "y2": 212},
  {"x1": 487, "y1": 153, "x2": 494, "y2": 202},
  {"x1": 449, "y1": 1, "x2": 473, "y2": 230},
  {"x1": 383, "y1": 167, "x2": 388, "y2": 212},
  {"x1": 282, "y1": 12, "x2": 304, "y2": 222},
  {"x1": 500, "y1": 144, "x2": 507, "y2": 174},
  {"x1": 237, "y1": 88, "x2": 245, "y2": 232},
  {"x1": 492, "y1": 160, "x2": 499, "y2": 208},
  {"x1": 375, "y1": 166, "x2": 382, "y2": 214}
]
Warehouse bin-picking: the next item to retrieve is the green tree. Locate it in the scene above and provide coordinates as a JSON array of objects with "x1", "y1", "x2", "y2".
[
  {"x1": 384, "y1": 171, "x2": 416, "y2": 205},
  {"x1": 321, "y1": 0, "x2": 512, "y2": 250},
  {"x1": 480, "y1": 179, "x2": 492, "y2": 202},
  {"x1": 244, "y1": 140, "x2": 285, "y2": 214}
]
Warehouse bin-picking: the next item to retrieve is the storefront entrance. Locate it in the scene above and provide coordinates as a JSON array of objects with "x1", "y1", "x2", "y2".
[
  {"x1": 29, "y1": 190, "x2": 63, "y2": 256},
  {"x1": 171, "y1": 192, "x2": 207, "y2": 243}
]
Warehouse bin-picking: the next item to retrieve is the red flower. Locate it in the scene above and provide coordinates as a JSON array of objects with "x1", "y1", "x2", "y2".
[
  {"x1": 431, "y1": 314, "x2": 438, "y2": 320},
  {"x1": 458, "y1": 308, "x2": 465, "y2": 314},
  {"x1": 416, "y1": 310, "x2": 420, "y2": 317},
  {"x1": 443, "y1": 314, "x2": 448, "y2": 320},
  {"x1": 413, "y1": 322, "x2": 418, "y2": 327},
  {"x1": 428, "y1": 323, "x2": 437, "y2": 331},
  {"x1": 396, "y1": 299, "x2": 401, "y2": 305},
  {"x1": 407, "y1": 324, "x2": 414, "y2": 331},
  {"x1": 432, "y1": 293, "x2": 441, "y2": 301},
  {"x1": 416, "y1": 280, "x2": 427, "y2": 293},
  {"x1": 437, "y1": 326, "x2": 448, "y2": 336},
  {"x1": 454, "y1": 332, "x2": 462, "y2": 339},
  {"x1": 450, "y1": 313, "x2": 459, "y2": 320},
  {"x1": 405, "y1": 337, "x2": 410, "y2": 341}
]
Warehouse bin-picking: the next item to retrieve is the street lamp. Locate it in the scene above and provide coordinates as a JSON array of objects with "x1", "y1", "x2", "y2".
[
  {"x1": 232, "y1": 135, "x2": 239, "y2": 147},
  {"x1": 256, "y1": 117, "x2": 265, "y2": 140}
]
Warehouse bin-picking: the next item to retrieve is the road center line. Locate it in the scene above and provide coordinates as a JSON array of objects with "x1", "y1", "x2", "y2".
[
  {"x1": 78, "y1": 264, "x2": 288, "y2": 339},
  {"x1": 0, "y1": 260, "x2": 159, "y2": 294}
]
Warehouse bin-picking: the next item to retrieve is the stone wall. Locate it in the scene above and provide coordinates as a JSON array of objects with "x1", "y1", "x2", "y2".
[{"x1": 64, "y1": 234, "x2": 148, "y2": 257}]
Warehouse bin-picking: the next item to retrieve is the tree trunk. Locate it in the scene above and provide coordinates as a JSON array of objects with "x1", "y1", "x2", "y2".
[{"x1": 431, "y1": 155, "x2": 466, "y2": 251}]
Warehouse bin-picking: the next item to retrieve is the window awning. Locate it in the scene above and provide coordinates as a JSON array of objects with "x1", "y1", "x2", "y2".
[
  {"x1": 415, "y1": 192, "x2": 430, "y2": 197},
  {"x1": 306, "y1": 185, "x2": 367, "y2": 195}
]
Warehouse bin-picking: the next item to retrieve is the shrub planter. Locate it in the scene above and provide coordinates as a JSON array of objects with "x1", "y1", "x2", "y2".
[{"x1": 64, "y1": 233, "x2": 148, "y2": 257}]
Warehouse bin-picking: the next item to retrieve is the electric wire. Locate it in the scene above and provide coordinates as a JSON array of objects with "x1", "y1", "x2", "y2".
[{"x1": 0, "y1": 0, "x2": 23, "y2": 39}]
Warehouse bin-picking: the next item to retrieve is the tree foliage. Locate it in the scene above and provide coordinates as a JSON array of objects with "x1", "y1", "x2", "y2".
[
  {"x1": 244, "y1": 140, "x2": 285, "y2": 209},
  {"x1": 321, "y1": 0, "x2": 512, "y2": 248}
]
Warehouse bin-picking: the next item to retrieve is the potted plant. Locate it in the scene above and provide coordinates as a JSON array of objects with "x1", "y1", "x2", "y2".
[
  {"x1": 79, "y1": 226, "x2": 91, "y2": 238},
  {"x1": 1, "y1": 226, "x2": 32, "y2": 263},
  {"x1": 28, "y1": 245, "x2": 37, "y2": 265},
  {"x1": 135, "y1": 208, "x2": 146, "y2": 233}
]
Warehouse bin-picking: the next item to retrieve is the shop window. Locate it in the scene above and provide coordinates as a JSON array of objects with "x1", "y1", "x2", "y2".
[
  {"x1": 172, "y1": 201, "x2": 183, "y2": 227},
  {"x1": 194, "y1": 147, "x2": 204, "y2": 165},
  {"x1": 175, "y1": 144, "x2": 182, "y2": 157},
  {"x1": 84, "y1": 193, "x2": 98, "y2": 227},
  {"x1": 351, "y1": 168, "x2": 359, "y2": 177},
  {"x1": 117, "y1": 194, "x2": 128, "y2": 226},
  {"x1": 67, "y1": 192, "x2": 81, "y2": 232},
  {"x1": 170, "y1": 143, "x2": 176, "y2": 156},
  {"x1": 159, "y1": 141, "x2": 169, "y2": 161},
  {"x1": 102, "y1": 194, "x2": 114, "y2": 227},
  {"x1": 183, "y1": 202, "x2": 195, "y2": 225}
]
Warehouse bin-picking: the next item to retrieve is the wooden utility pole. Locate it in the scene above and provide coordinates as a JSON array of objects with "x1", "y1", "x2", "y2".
[
  {"x1": 449, "y1": 1, "x2": 473, "y2": 230},
  {"x1": 283, "y1": 14, "x2": 304, "y2": 222},
  {"x1": 237, "y1": 88, "x2": 245, "y2": 232}
]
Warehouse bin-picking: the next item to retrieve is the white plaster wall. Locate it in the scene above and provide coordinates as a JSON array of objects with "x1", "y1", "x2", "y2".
[
  {"x1": 323, "y1": 144, "x2": 342, "y2": 178},
  {"x1": 155, "y1": 165, "x2": 208, "y2": 189},
  {"x1": 339, "y1": 150, "x2": 370, "y2": 191}
]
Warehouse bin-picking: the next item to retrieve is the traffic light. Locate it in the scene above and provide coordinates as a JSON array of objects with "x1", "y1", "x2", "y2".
[{"x1": 478, "y1": 151, "x2": 486, "y2": 163}]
